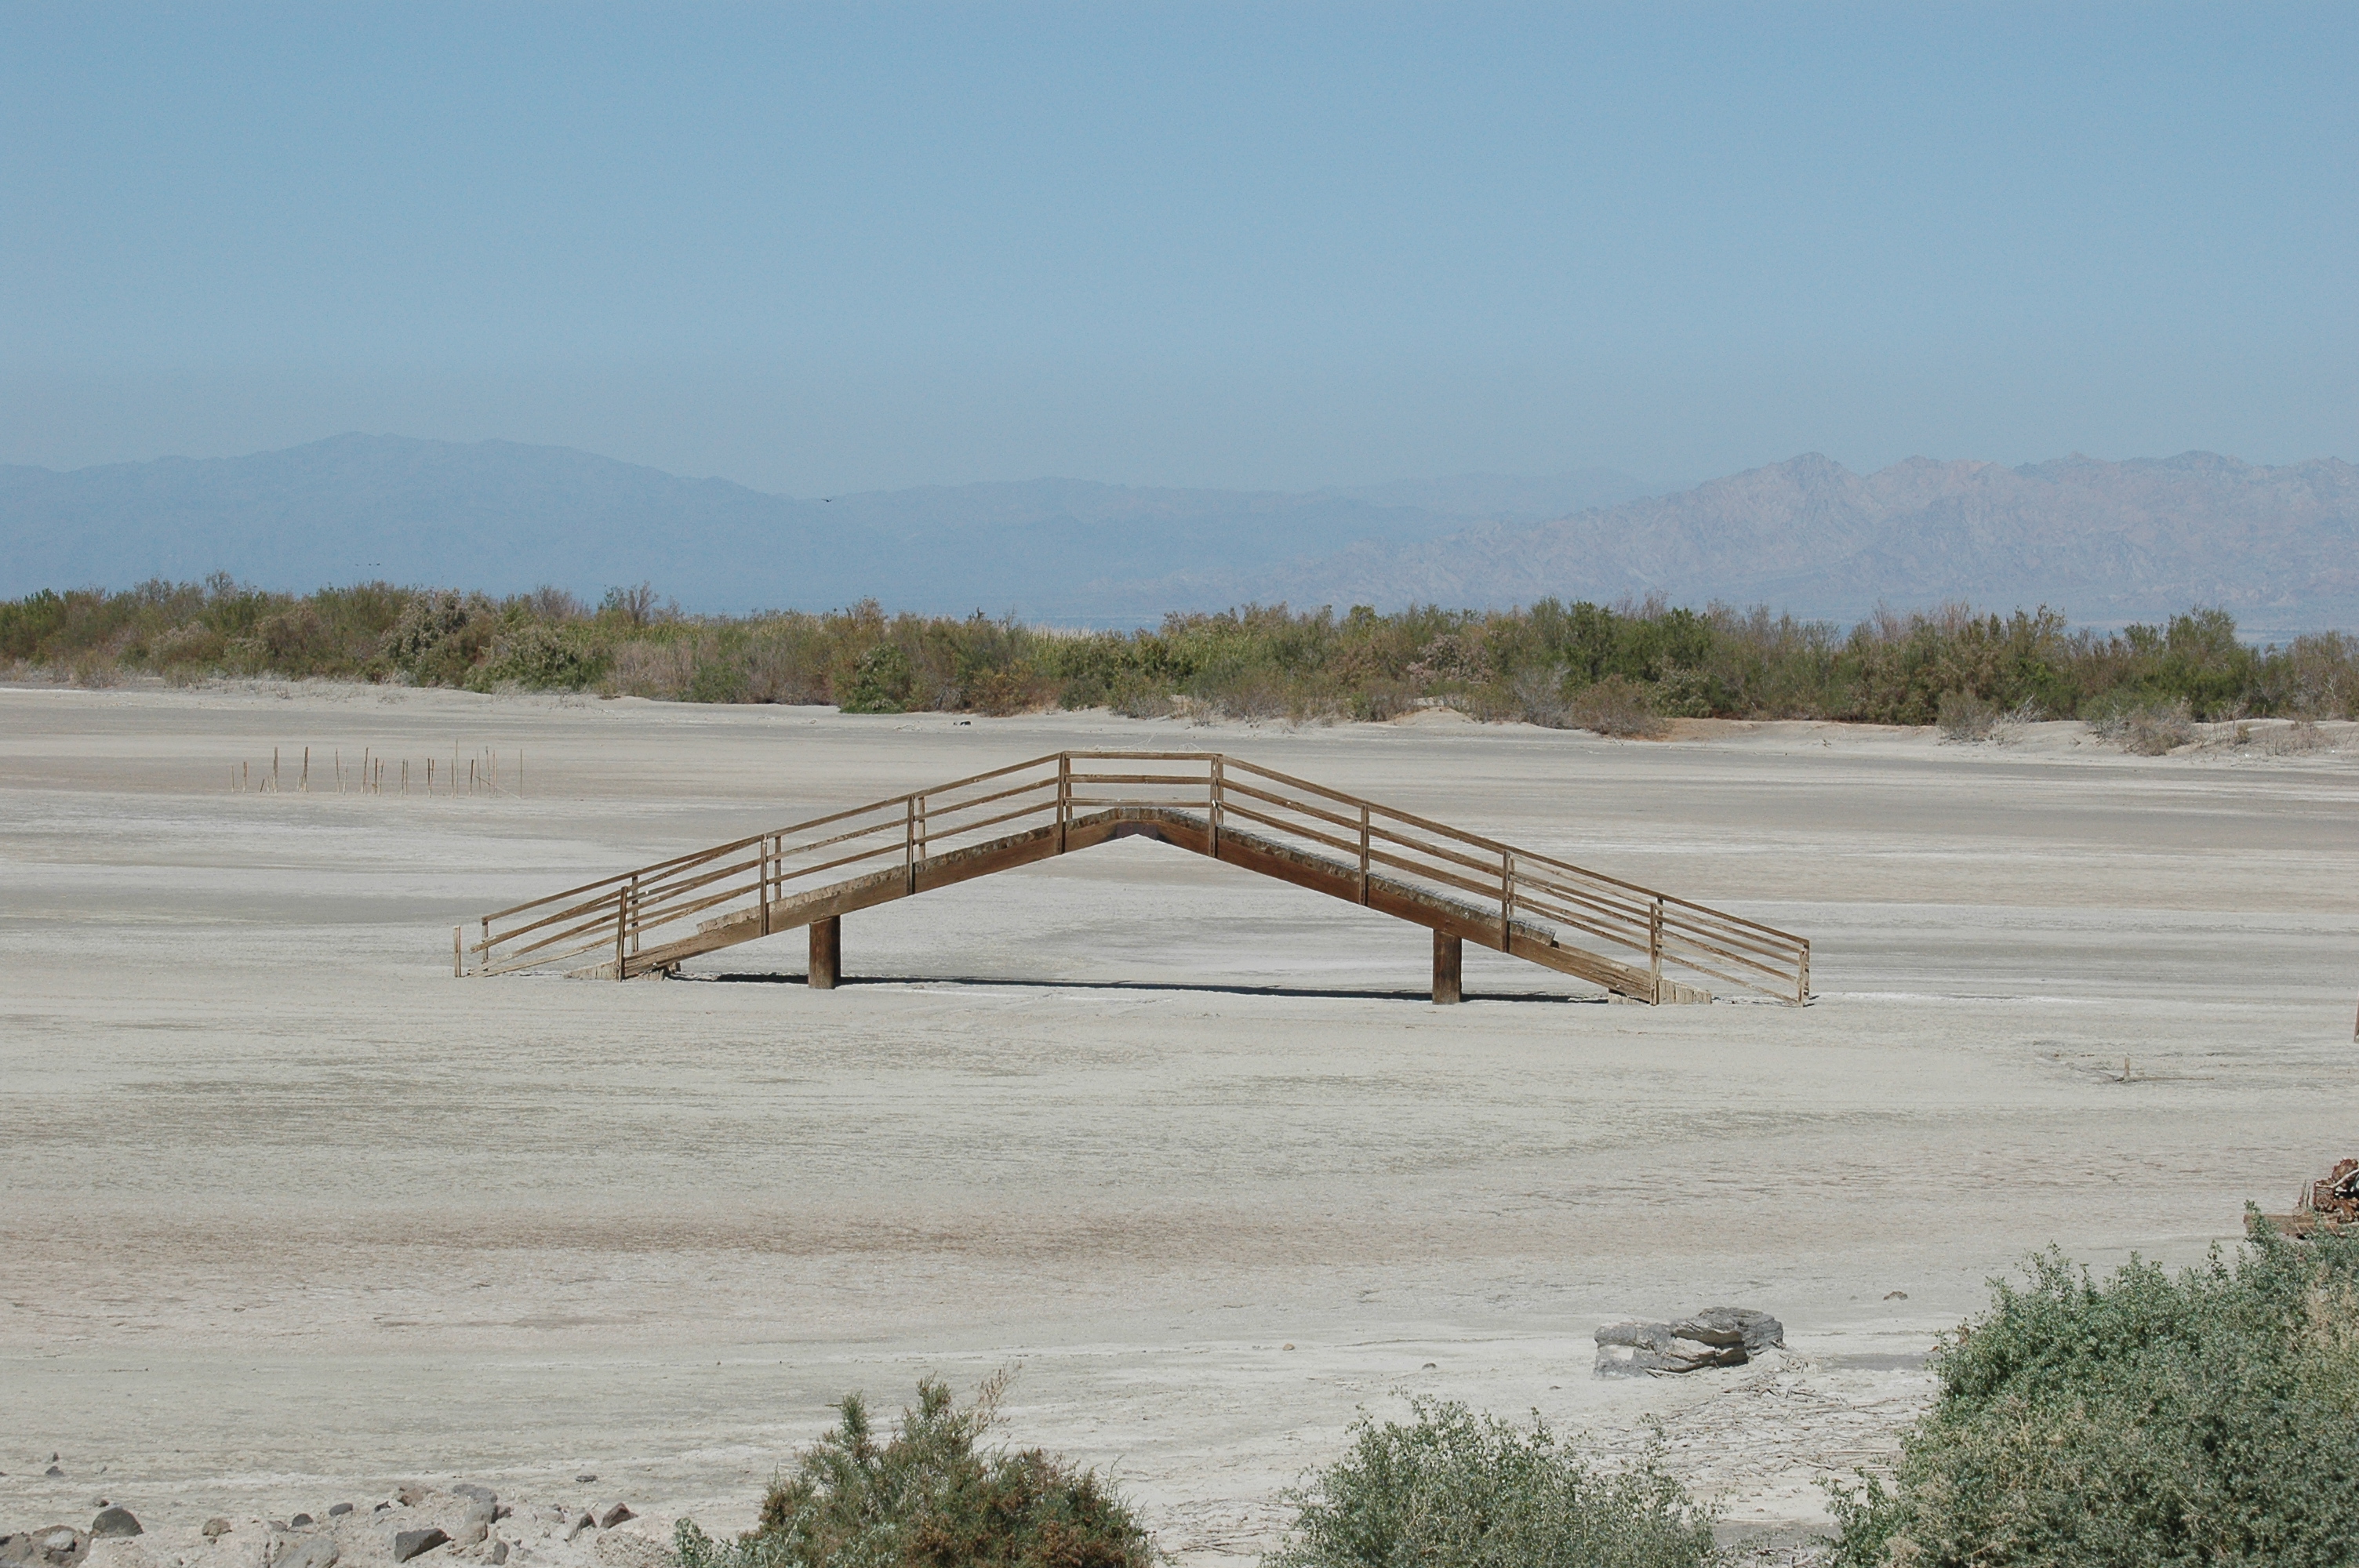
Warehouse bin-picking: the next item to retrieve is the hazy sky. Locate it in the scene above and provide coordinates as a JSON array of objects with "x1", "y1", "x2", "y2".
[{"x1": 4, "y1": 3, "x2": 2353, "y2": 495}]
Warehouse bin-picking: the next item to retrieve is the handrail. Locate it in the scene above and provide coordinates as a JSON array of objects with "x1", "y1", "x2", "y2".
[{"x1": 467, "y1": 750, "x2": 1809, "y2": 1004}]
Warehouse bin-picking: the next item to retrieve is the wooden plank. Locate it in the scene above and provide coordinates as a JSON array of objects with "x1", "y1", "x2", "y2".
[
  {"x1": 1219, "y1": 778, "x2": 1364, "y2": 835},
  {"x1": 912, "y1": 796, "x2": 1059, "y2": 846},
  {"x1": 1219, "y1": 800, "x2": 1363, "y2": 858},
  {"x1": 1506, "y1": 927, "x2": 1652, "y2": 996},
  {"x1": 1361, "y1": 844, "x2": 1503, "y2": 903},
  {"x1": 914, "y1": 824, "x2": 1062, "y2": 892}
]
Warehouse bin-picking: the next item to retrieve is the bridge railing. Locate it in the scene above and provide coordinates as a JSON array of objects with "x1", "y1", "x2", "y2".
[
  {"x1": 466, "y1": 750, "x2": 1808, "y2": 1003},
  {"x1": 1189, "y1": 755, "x2": 1808, "y2": 1004}
]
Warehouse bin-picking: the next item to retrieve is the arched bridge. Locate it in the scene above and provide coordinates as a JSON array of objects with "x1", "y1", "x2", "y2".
[{"x1": 461, "y1": 750, "x2": 1809, "y2": 1006}]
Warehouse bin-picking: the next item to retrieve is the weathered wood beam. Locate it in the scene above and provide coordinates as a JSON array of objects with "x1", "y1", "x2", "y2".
[
  {"x1": 1433, "y1": 930, "x2": 1463, "y2": 1004},
  {"x1": 809, "y1": 915, "x2": 839, "y2": 989}
]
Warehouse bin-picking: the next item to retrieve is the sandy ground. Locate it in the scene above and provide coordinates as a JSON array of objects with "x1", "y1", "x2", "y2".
[{"x1": 5, "y1": 684, "x2": 2357, "y2": 1562}]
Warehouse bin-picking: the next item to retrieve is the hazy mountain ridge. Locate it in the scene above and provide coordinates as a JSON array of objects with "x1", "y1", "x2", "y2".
[
  {"x1": 1200, "y1": 450, "x2": 2359, "y2": 630},
  {"x1": 5, "y1": 434, "x2": 2356, "y2": 630},
  {"x1": 0, "y1": 434, "x2": 1650, "y2": 619}
]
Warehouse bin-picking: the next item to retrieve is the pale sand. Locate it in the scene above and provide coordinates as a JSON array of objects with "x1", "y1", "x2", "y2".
[{"x1": 5, "y1": 685, "x2": 2357, "y2": 1560}]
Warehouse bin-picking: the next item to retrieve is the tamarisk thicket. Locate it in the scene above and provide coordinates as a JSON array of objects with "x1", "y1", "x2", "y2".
[{"x1": 8, "y1": 574, "x2": 2358, "y2": 731}]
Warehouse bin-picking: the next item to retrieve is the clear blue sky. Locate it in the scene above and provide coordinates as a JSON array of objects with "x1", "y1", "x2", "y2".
[{"x1": 3, "y1": 2, "x2": 2352, "y2": 494}]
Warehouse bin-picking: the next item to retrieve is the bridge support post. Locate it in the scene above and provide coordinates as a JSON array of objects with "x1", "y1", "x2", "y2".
[
  {"x1": 809, "y1": 916, "x2": 840, "y2": 990},
  {"x1": 1432, "y1": 930, "x2": 1462, "y2": 1005}
]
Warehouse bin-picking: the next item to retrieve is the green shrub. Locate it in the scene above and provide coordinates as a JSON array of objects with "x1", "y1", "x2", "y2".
[
  {"x1": 842, "y1": 643, "x2": 916, "y2": 713},
  {"x1": 1827, "y1": 1214, "x2": 2359, "y2": 1567},
  {"x1": 490, "y1": 622, "x2": 607, "y2": 690},
  {"x1": 1266, "y1": 1398, "x2": 1717, "y2": 1568},
  {"x1": 672, "y1": 1375, "x2": 1153, "y2": 1568}
]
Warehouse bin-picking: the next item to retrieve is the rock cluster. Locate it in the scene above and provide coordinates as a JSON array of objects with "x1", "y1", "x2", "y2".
[
  {"x1": 4, "y1": 1485, "x2": 654, "y2": 1568},
  {"x1": 1594, "y1": 1307, "x2": 1785, "y2": 1377},
  {"x1": 0, "y1": 1529, "x2": 88, "y2": 1568}
]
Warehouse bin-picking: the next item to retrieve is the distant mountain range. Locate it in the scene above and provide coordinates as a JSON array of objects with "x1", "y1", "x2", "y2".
[
  {"x1": 0, "y1": 435, "x2": 1650, "y2": 622},
  {"x1": 1181, "y1": 451, "x2": 2359, "y2": 633},
  {"x1": 4, "y1": 434, "x2": 2355, "y2": 631}
]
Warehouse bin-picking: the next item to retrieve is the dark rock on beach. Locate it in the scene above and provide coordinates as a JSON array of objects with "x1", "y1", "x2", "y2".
[{"x1": 391, "y1": 1528, "x2": 448, "y2": 1563}]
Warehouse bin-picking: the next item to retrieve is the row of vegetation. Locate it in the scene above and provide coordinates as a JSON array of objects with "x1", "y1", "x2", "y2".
[
  {"x1": 7, "y1": 575, "x2": 2359, "y2": 735},
  {"x1": 678, "y1": 1216, "x2": 2359, "y2": 1568}
]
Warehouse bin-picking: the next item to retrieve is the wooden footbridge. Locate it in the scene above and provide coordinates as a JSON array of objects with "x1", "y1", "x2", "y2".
[{"x1": 461, "y1": 751, "x2": 1809, "y2": 1005}]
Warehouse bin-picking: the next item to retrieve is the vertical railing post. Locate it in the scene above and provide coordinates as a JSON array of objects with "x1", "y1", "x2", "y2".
[
  {"x1": 1209, "y1": 755, "x2": 1223, "y2": 858},
  {"x1": 479, "y1": 916, "x2": 489, "y2": 976},
  {"x1": 613, "y1": 884, "x2": 629, "y2": 980},
  {"x1": 1499, "y1": 851, "x2": 1513, "y2": 950},
  {"x1": 1648, "y1": 896, "x2": 1663, "y2": 1005},
  {"x1": 1056, "y1": 754, "x2": 1070, "y2": 852},
  {"x1": 904, "y1": 797, "x2": 918, "y2": 895},
  {"x1": 1358, "y1": 804, "x2": 1370, "y2": 904},
  {"x1": 1797, "y1": 940, "x2": 1810, "y2": 1007},
  {"x1": 453, "y1": 924, "x2": 463, "y2": 978}
]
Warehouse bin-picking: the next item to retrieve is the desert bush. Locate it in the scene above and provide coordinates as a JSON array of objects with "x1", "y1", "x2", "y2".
[
  {"x1": 1987, "y1": 699, "x2": 2041, "y2": 746},
  {"x1": 145, "y1": 622, "x2": 227, "y2": 673},
  {"x1": 1936, "y1": 690, "x2": 1998, "y2": 742},
  {"x1": 2110, "y1": 697, "x2": 2195, "y2": 755},
  {"x1": 382, "y1": 589, "x2": 503, "y2": 685},
  {"x1": 1267, "y1": 1397, "x2": 1717, "y2": 1568},
  {"x1": 1503, "y1": 666, "x2": 1571, "y2": 727},
  {"x1": 609, "y1": 638, "x2": 693, "y2": 699},
  {"x1": 491, "y1": 622, "x2": 607, "y2": 690},
  {"x1": 1827, "y1": 1215, "x2": 2359, "y2": 1568},
  {"x1": 2259, "y1": 718, "x2": 2337, "y2": 755},
  {"x1": 671, "y1": 1375, "x2": 1153, "y2": 1568},
  {"x1": 842, "y1": 642, "x2": 916, "y2": 713},
  {"x1": 1566, "y1": 675, "x2": 1666, "y2": 739}
]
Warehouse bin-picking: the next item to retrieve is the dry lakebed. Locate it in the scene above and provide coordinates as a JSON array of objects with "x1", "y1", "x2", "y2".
[{"x1": 5, "y1": 684, "x2": 2356, "y2": 1563}]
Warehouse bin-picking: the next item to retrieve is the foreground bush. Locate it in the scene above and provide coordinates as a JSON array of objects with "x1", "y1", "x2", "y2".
[
  {"x1": 673, "y1": 1375, "x2": 1154, "y2": 1568},
  {"x1": 1829, "y1": 1214, "x2": 2359, "y2": 1567},
  {"x1": 1266, "y1": 1398, "x2": 1718, "y2": 1568}
]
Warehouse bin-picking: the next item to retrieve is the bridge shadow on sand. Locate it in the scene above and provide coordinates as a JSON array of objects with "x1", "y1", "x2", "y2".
[{"x1": 680, "y1": 971, "x2": 1609, "y2": 1005}]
